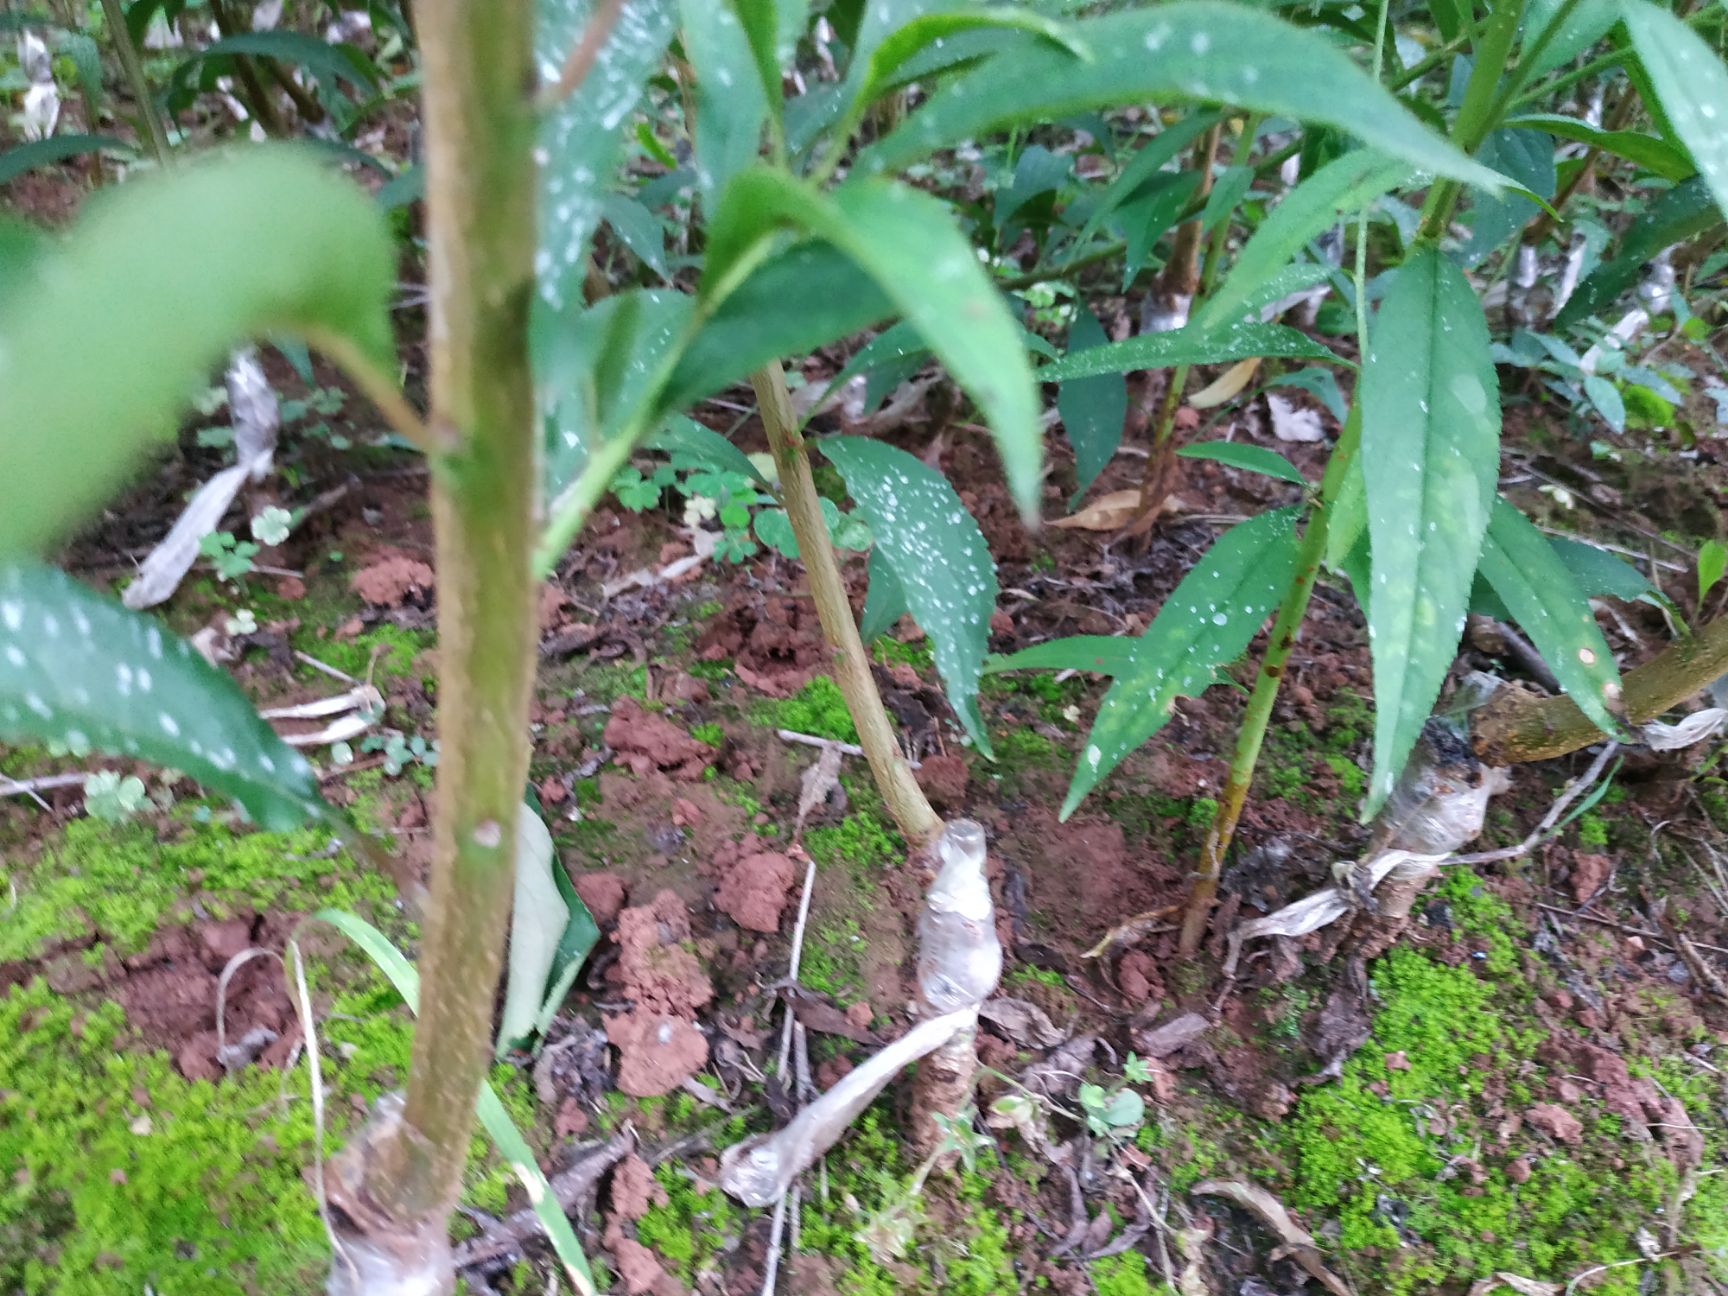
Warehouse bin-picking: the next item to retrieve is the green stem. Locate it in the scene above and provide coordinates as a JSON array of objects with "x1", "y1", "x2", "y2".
[
  {"x1": 347, "y1": 0, "x2": 541, "y2": 1259},
  {"x1": 1178, "y1": 407, "x2": 1361, "y2": 958},
  {"x1": 1416, "y1": 0, "x2": 1531, "y2": 244},
  {"x1": 752, "y1": 360, "x2": 943, "y2": 846},
  {"x1": 98, "y1": 0, "x2": 171, "y2": 165}
]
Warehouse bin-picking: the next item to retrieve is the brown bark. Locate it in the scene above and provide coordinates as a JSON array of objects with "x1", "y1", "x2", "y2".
[{"x1": 1473, "y1": 614, "x2": 1728, "y2": 764}]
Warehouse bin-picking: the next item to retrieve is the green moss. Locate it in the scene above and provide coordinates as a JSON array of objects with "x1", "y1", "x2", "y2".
[
  {"x1": 872, "y1": 637, "x2": 935, "y2": 672},
  {"x1": 1430, "y1": 869, "x2": 1520, "y2": 976},
  {"x1": 574, "y1": 661, "x2": 650, "y2": 704},
  {"x1": 1006, "y1": 965, "x2": 1067, "y2": 993},
  {"x1": 0, "y1": 969, "x2": 538, "y2": 1293},
  {"x1": 1284, "y1": 948, "x2": 1674, "y2": 1293},
  {"x1": 943, "y1": 1158, "x2": 1018, "y2": 1296},
  {"x1": 1575, "y1": 812, "x2": 1609, "y2": 849},
  {"x1": 994, "y1": 729, "x2": 1061, "y2": 769},
  {"x1": 294, "y1": 623, "x2": 432, "y2": 687},
  {"x1": 769, "y1": 675, "x2": 859, "y2": 744},
  {"x1": 1322, "y1": 752, "x2": 1366, "y2": 802},
  {"x1": 0, "y1": 817, "x2": 396, "y2": 962},
  {"x1": 804, "y1": 781, "x2": 902, "y2": 873},
  {"x1": 635, "y1": 1163, "x2": 740, "y2": 1283},
  {"x1": 1091, "y1": 1251, "x2": 1165, "y2": 1296},
  {"x1": 800, "y1": 916, "x2": 864, "y2": 997},
  {"x1": 690, "y1": 722, "x2": 725, "y2": 747}
]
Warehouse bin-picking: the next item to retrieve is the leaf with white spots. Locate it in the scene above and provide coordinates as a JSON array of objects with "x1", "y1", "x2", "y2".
[
  {"x1": 703, "y1": 170, "x2": 1042, "y2": 522},
  {"x1": 1195, "y1": 150, "x2": 1410, "y2": 334},
  {"x1": 1059, "y1": 308, "x2": 1128, "y2": 504},
  {"x1": 1035, "y1": 321, "x2": 1335, "y2": 384},
  {"x1": 0, "y1": 561, "x2": 324, "y2": 830},
  {"x1": 1060, "y1": 508, "x2": 1302, "y2": 819},
  {"x1": 821, "y1": 437, "x2": 998, "y2": 756},
  {"x1": 0, "y1": 149, "x2": 395, "y2": 558},
  {"x1": 1359, "y1": 248, "x2": 1500, "y2": 818},
  {"x1": 1620, "y1": 0, "x2": 1728, "y2": 223},
  {"x1": 536, "y1": 0, "x2": 676, "y2": 315},
  {"x1": 681, "y1": 0, "x2": 769, "y2": 203},
  {"x1": 858, "y1": 2, "x2": 1505, "y2": 192},
  {"x1": 1477, "y1": 498, "x2": 1626, "y2": 741},
  {"x1": 859, "y1": 549, "x2": 908, "y2": 644},
  {"x1": 538, "y1": 289, "x2": 694, "y2": 505}
]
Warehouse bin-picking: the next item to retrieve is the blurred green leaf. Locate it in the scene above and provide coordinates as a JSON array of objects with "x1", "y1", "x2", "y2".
[
  {"x1": 1556, "y1": 177, "x2": 1718, "y2": 328},
  {"x1": 644, "y1": 415, "x2": 771, "y2": 487},
  {"x1": 1060, "y1": 508, "x2": 1302, "y2": 818},
  {"x1": 1549, "y1": 537, "x2": 1659, "y2": 604},
  {"x1": 683, "y1": 0, "x2": 770, "y2": 202},
  {"x1": 1620, "y1": 0, "x2": 1728, "y2": 222},
  {"x1": 985, "y1": 634, "x2": 1140, "y2": 678},
  {"x1": 0, "y1": 560, "x2": 323, "y2": 829},
  {"x1": 1699, "y1": 539, "x2": 1728, "y2": 604},
  {"x1": 1478, "y1": 499, "x2": 1624, "y2": 740},
  {"x1": 1359, "y1": 248, "x2": 1500, "y2": 817},
  {"x1": 705, "y1": 170, "x2": 1041, "y2": 522},
  {"x1": 0, "y1": 134, "x2": 136, "y2": 187},
  {"x1": 1177, "y1": 441, "x2": 1307, "y2": 485},
  {"x1": 537, "y1": 0, "x2": 677, "y2": 313},
  {"x1": 499, "y1": 808, "x2": 568, "y2": 1054},
  {"x1": 1036, "y1": 320, "x2": 1335, "y2": 383},
  {"x1": 1197, "y1": 150, "x2": 1409, "y2": 333},
  {"x1": 0, "y1": 148, "x2": 394, "y2": 558},
  {"x1": 822, "y1": 437, "x2": 998, "y2": 756},
  {"x1": 1507, "y1": 113, "x2": 1694, "y2": 181},
  {"x1": 850, "y1": 6, "x2": 1086, "y2": 119},
  {"x1": 1059, "y1": 308, "x2": 1128, "y2": 503},
  {"x1": 860, "y1": 2, "x2": 1505, "y2": 191}
]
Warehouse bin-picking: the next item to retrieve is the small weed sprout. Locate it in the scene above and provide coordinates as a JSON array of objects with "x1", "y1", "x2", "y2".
[{"x1": 83, "y1": 770, "x2": 148, "y2": 823}]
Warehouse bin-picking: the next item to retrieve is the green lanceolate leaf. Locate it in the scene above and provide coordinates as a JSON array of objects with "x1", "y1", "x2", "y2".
[
  {"x1": 0, "y1": 561, "x2": 323, "y2": 829},
  {"x1": 0, "y1": 134, "x2": 137, "y2": 187},
  {"x1": 821, "y1": 437, "x2": 998, "y2": 755},
  {"x1": 859, "y1": 2, "x2": 1504, "y2": 192},
  {"x1": 1620, "y1": 0, "x2": 1728, "y2": 222},
  {"x1": 683, "y1": 0, "x2": 770, "y2": 201},
  {"x1": 1062, "y1": 508, "x2": 1302, "y2": 818},
  {"x1": 704, "y1": 169, "x2": 1041, "y2": 521},
  {"x1": 1198, "y1": 151, "x2": 1410, "y2": 333},
  {"x1": 1036, "y1": 321, "x2": 1335, "y2": 384},
  {"x1": 1524, "y1": 0, "x2": 1620, "y2": 75},
  {"x1": 985, "y1": 635, "x2": 1140, "y2": 679},
  {"x1": 537, "y1": 0, "x2": 677, "y2": 313},
  {"x1": 1506, "y1": 113, "x2": 1694, "y2": 181},
  {"x1": 1549, "y1": 537, "x2": 1659, "y2": 604},
  {"x1": 0, "y1": 148, "x2": 394, "y2": 558},
  {"x1": 1359, "y1": 248, "x2": 1500, "y2": 817},
  {"x1": 1059, "y1": 308, "x2": 1128, "y2": 503},
  {"x1": 850, "y1": 7, "x2": 1087, "y2": 117},
  {"x1": 663, "y1": 242, "x2": 892, "y2": 414},
  {"x1": 1556, "y1": 177, "x2": 1718, "y2": 328},
  {"x1": 860, "y1": 548, "x2": 909, "y2": 644},
  {"x1": 644, "y1": 414, "x2": 771, "y2": 487},
  {"x1": 1177, "y1": 441, "x2": 1307, "y2": 486},
  {"x1": 1478, "y1": 498, "x2": 1625, "y2": 738}
]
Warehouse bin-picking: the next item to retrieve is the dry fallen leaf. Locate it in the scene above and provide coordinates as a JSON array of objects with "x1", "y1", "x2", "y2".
[
  {"x1": 795, "y1": 741, "x2": 843, "y2": 837},
  {"x1": 1189, "y1": 357, "x2": 1261, "y2": 409},
  {"x1": 1192, "y1": 1180, "x2": 1352, "y2": 1296}
]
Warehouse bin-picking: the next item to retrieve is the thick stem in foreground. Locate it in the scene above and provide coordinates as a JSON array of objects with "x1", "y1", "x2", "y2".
[
  {"x1": 752, "y1": 361, "x2": 942, "y2": 846},
  {"x1": 1474, "y1": 612, "x2": 1728, "y2": 764},
  {"x1": 329, "y1": 0, "x2": 539, "y2": 1282},
  {"x1": 1178, "y1": 408, "x2": 1361, "y2": 959}
]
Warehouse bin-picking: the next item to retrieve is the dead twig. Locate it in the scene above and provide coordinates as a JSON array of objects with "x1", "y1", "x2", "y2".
[{"x1": 536, "y1": 0, "x2": 625, "y2": 109}]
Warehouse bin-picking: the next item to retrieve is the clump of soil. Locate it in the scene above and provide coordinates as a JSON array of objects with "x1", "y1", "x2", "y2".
[
  {"x1": 604, "y1": 697, "x2": 715, "y2": 780},
  {"x1": 712, "y1": 846, "x2": 798, "y2": 933},
  {"x1": 350, "y1": 549, "x2": 435, "y2": 607},
  {"x1": 108, "y1": 916, "x2": 297, "y2": 1081},
  {"x1": 697, "y1": 592, "x2": 827, "y2": 696},
  {"x1": 606, "y1": 890, "x2": 714, "y2": 1095},
  {"x1": 916, "y1": 752, "x2": 970, "y2": 809}
]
